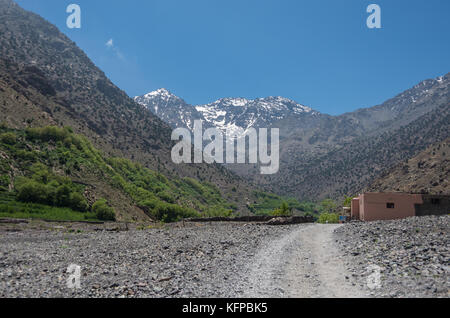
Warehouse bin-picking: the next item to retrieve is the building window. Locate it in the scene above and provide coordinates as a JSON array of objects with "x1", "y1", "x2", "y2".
[
  {"x1": 431, "y1": 198, "x2": 440, "y2": 205},
  {"x1": 386, "y1": 203, "x2": 395, "y2": 209}
]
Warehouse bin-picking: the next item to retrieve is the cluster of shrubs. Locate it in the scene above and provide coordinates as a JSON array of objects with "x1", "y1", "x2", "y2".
[
  {"x1": 203, "y1": 207, "x2": 235, "y2": 218},
  {"x1": 26, "y1": 126, "x2": 73, "y2": 143},
  {"x1": 15, "y1": 163, "x2": 87, "y2": 210},
  {"x1": 140, "y1": 199, "x2": 199, "y2": 223},
  {"x1": 91, "y1": 199, "x2": 116, "y2": 221},
  {"x1": 0, "y1": 132, "x2": 17, "y2": 145},
  {"x1": 107, "y1": 158, "x2": 235, "y2": 222},
  {"x1": 15, "y1": 163, "x2": 115, "y2": 221},
  {"x1": 318, "y1": 213, "x2": 339, "y2": 224},
  {"x1": 0, "y1": 175, "x2": 10, "y2": 191},
  {"x1": 25, "y1": 126, "x2": 92, "y2": 154},
  {"x1": 271, "y1": 202, "x2": 293, "y2": 217},
  {"x1": 17, "y1": 181, "x2": 88, "y2": 211},
  {"x1": 317, "y1": 198, "x2": 339, "y2": 223}
]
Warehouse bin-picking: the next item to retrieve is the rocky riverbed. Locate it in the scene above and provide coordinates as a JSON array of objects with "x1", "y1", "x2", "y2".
[
  {"x1": 0, "y1": 216, "x2": 448, "y2": 298},
  {"x1": 335, "y1": 215, "x2": 449, "y2": 298},
  {"x1": 0, "y1": 222, "x2": 301, "y2": 298}
]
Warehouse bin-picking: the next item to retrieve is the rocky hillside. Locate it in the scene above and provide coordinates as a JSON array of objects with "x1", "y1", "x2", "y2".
[
  {"x1": 262, "y1": 102, "x2": 450, "y2": 201},
  {"x1": 0, "y1": 0, "x2": 261, "y2": 213},
  {"x1": 367, "y1": 138, "x2": 449, "y2": 194}
]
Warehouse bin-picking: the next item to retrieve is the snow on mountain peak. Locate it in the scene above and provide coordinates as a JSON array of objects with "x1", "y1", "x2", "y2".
[
  {"x1": 143, "y1": 88, "x2": 174, "y2": 99},
  {"x1": 134, "y1": 88, "x2": 182, "y2": 111},
  {"x1": 204, "y1": 95, "x2": 314, "y2": 114},
  {"x1": 135, "y1": 89, "x2": 319, "y2": 138},
  {"x1": 223, "y1": 98, "x2": 249, "y2": 107}
]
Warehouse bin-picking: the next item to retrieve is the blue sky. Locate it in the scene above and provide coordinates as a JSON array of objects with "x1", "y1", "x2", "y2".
[{"x1": 15, "y1": 0, "x2": 450, "y2": 115}]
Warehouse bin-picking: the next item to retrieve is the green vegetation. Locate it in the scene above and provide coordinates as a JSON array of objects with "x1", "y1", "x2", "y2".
[
  {"x1": 316, "y1": 198, "x2": 339, "y2": 224},
  {"x1": 15, "y1": 163, "x2": 88, "y2": 211},
  {"x1": 271, "y1": 202, "x2": 293, "y2": 217},
  {"x1": 319, "y1": 199, "x2": 337, "y2": 214},
  {"x1": 318, "y1": 212, "x2": 339, "y2": 224},
  {"x1": 0, "y1": 132, "x2": 17, "y2": 145},
  {"x1": 0, "y1": 125, "x2": 338, "y2": 223},
  {"x1": 0, "y1": 192, "x2": 97, "y2": 221},
  {"x1": 249, "y1": 191, "x2": 317, "y2": 216},
  {"x1": 342, "y1": 195, "x2": 353, "y2": 208},
  {"x1": 0, "y1": 126, "x2": 242, "y2": 222},
  {"x1": 92, "y1": 199, "x2": 115, "y2": 221},
  {"x1": 104, "y1": 158, "x2": 233, "y2": 222},
  {"x1": 0, "y1": 174, "x2": 9, "y2": 191}
]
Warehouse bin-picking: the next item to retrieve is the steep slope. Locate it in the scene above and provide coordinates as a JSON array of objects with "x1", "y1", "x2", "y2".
[
  {"x1": 263, "y1": 102, "x2": 450, "y2": 200},
  {"x1": 339, "y1": 74, "x2": 449, "y2": 134},
  {"x1": 274, "y1": 73, "x2": 449, "y2": 167},
  {"x1": 367, "y1": 138, "x2": 449, "y2": 195},
  {"x1": 0, "y1": 0, "x2": 258, "y2": 213}
]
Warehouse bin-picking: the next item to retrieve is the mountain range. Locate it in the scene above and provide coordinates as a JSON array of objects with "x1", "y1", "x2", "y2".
[
  {"x1": 135, "y1": 90, "x2": 317, "y2": 135},
  {"x1": 136, "y1": 73, "x2": 449, "y2": 200}
]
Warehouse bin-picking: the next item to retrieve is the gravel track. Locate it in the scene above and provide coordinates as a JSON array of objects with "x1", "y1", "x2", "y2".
[
  {"x1": 245, "y1": 224, "x2": 366, "y2": 298},
  {"x1": 1, "y1": 217, "x2": 447, "y2": 298}
]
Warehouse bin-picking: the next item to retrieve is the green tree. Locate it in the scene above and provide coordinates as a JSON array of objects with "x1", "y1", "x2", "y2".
[
  {"x1": 69, "y1": 192, "x2": 88, "y2": 212},
  {"x1": 271, "y1": 202, "x2": 293, "y2": 217},
  {"x1": 17, "y1": 181, "x2": 50, "y2": 204},
  {"x1": 320, "y1": 199, "x2": 337, "y2": 214},
  {"x1": 92, "y1": 199, "x2": 116, "y2": 221},
  {"x1": 30, "y1": 163, "x2": 51, "y2": 184},
  {"x1": 56, "y1": 184, "x2": 72, "y2": 207},
  {"x1": 342, "y1": 196, "x2": 353, "y2": 207}
]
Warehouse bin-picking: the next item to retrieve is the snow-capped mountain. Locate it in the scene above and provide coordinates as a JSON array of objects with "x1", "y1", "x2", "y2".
[
  {"x1": 134, "y1": 73, "x2": 449, "y2": 201},
  {"x1": 134, "y1": 89, "x2": 203, "y2": 130},
  {"x1": 134, "y1": 90, "x2": 318, "y2": 136},
  {"x1": 195, "y1": 96, "x2": 317, "y2": 135}
]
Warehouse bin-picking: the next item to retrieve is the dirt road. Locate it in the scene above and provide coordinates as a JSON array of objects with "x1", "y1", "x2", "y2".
[{"x1": 245, "y1": 224, "x2": 367, "y2": 298}]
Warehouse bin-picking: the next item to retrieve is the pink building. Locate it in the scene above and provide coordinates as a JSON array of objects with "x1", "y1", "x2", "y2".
[{"x1": 351, "y1": 193, "x2": 424, "y2": 221}]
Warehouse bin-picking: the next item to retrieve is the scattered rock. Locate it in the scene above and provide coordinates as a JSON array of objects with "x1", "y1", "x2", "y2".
[{"x1": 335, "y1": 215, "x2": 449, "y2": 298}]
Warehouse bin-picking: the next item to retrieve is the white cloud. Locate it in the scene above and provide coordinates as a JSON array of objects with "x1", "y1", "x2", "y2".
[
  {"x1": 105, "y1": 38, "x2": 125, "y2": 61},
  {"x1": 106, "y1": 38, "x2": 114, "y2": 48}
]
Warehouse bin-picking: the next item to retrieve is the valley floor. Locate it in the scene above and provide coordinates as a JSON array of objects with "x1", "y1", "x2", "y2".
[{"x1": 0, "y1": 217, "x2": 448, "y2": 298}]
